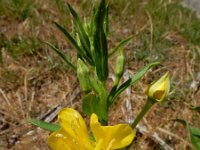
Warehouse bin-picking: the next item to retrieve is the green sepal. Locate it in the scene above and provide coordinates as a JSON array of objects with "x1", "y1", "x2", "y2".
[
  {"x1": 114, "y1": 49, "x2": 125, "y2": 79},
  {"x1": 29, "y1": 119, "x2": 61, "y2": 132}
]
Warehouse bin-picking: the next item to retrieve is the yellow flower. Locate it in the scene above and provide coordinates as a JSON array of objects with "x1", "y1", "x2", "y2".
[
  {"x1": 145, "y1": 72, "x2": 170, "y2": 102},
  {"x1": 48, "y1": 108, "x2": 135, "y2": 150}
]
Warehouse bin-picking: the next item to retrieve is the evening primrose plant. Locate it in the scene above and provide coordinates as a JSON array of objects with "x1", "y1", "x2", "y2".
[
  {"x1": 30, "y1": 0, "x2": 171, "y2": 149},
  {"x1": 46, "y1": 0, "x2": 159, "y2": 124}
]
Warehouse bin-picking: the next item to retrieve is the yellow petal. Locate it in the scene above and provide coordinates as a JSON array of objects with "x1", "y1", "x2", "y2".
[
  {"x1": 101, "y1": 125, "x2": 135, "y2": 149},
  {"x1": 58, "y1": 108, "x2": 90, "y2": 148},
  {"x1": 90, "y1": 113, "x2": 104, "y2": 141},
  {"x1": 47, "y1": 129, "x2": 78, "y2": 150},
  {"x1": 94, "y1": 139, "x2": 104, "y2": 150},
  {"x1": 90, "y1": 113, "x2": 135, "y2": 149},
  {"x1": 147, "y1": 72, "x2": 170, "y2": 102}
]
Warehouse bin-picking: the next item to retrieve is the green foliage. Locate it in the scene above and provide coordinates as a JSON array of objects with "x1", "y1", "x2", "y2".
[
  {"x1": 108, "y1": 62, "x2": 160, "y2": 106},
  {"x1": 174, "y1": 119, "x2": 200, "y2": 150},
  {"x1": 0, "y1": 34, "x2": 9, "y2": 64},
  {"x1": 5, "y1": 36, "x2": 40, "y2": 59},
  {"x1": 0, "y1": 0, "x2": 36, "y2": 21},
  {"x1": 53, "y1": 21, "x2": 93, "y2": 66},
  {"x1": 92, "y1": 0, "x2": 108, "y2": 82},
  {"x1": 48, "y1": 0, "x2": 160, "y2": 124},
  {"x1": 189, "y1": 126, "x2": 200, "y2": 150},
  {"x1": 82, "y1": 92, "x2": 107, "y2": 122},
  {"x1": 180, "y1": 19, "x2": 200, "y2": 46},
  {"x1": 29, "y1": 119, "x2": 60, "y2": 132},
  {"x1": 129, "y1": 0, "x2": 200, "y2": 63}
]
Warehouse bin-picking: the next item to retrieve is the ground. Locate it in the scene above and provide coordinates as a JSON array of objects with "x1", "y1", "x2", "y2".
[{"x1": 0, "y1": 0, "x2": 200, "y2": 150}]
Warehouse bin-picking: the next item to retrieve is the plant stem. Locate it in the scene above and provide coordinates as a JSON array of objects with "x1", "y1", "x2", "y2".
[{"x1": 131, "y1": 98, "x2": 156, "y2": 129}]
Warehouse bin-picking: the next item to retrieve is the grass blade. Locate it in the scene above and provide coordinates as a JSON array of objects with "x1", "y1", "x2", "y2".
[{"x1": 45, "y1": 42, "x2": 76, "y2": 70}]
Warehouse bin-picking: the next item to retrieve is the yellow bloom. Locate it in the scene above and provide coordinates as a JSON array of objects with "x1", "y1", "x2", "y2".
[
  {"x1": 48, "y1": 108, "x2": 135, "y2": 150},
  {"x1": 145, "y1": 72, "x2": 170, "y2": 102}
]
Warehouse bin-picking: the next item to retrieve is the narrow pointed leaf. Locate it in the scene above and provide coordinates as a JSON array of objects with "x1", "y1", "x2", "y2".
[
  {"x1": 53, "y1": 22, "x2": 82, "y2": 54},
  {"x1": 67, "y1": 3, "x2": 92, "y2": 62},
  {"x1": 93, "y1": 0, "x2": 108, "y2": 81},
  {"x1": 109, "y1": 36, "x2": 132, "y2": 57},
  {"x1": 104, "y1": 5, "x2": 109, "y2": 36},
  {"x1": 109, "y1": 62, "x2": 160, "y2": 105},
  {"x1": 53, "y1": 22, "x2": 93, "y2": 65},
  {"x1": 46, "y1": 42, "x2": 76, "y2": 70},
  {"x1": 29, "y1": 119, "x2": 60, "y2": 132}
]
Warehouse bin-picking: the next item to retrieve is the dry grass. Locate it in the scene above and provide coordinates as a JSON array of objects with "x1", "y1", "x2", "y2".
[{"x1": 0, "y1": 0, "x2": 200, "y2": 149}]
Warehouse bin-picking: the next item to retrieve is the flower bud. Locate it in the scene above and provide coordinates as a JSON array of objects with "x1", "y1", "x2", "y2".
[
  {"x1": 146, "y1": 72, "x2": 170, "y2": 102},
  {"x1": 77, "y1": 59, "x2": 91, "y2": 93},
  {"x1": 115, "y1": 49, "x2": 125, "y2": 78}
]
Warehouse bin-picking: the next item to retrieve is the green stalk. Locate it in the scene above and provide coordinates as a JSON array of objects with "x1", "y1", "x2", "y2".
[{"x1": 131, "y1": 98, "x2": 156, "y2": 129}]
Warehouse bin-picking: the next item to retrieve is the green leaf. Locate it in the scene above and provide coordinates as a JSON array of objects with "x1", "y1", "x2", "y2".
[
  {"x1": 109, "y1": 36, "x2": 132, "y2": 57},
  {"x1": 108, "y1": 62, "x2": 160, "y2": 106},
  {"x1": 93, "y1": 0, "x2": 108, "y2": 82},
  {"x1": 190, "y1": 105, "x2": 200, "y2": 114},
  {"x1": 82, "y1": 92, "x2": 107, "y2": 122},
  {"x1": 104, "y1": 5, "x2": 109, "y2": 36},
  {"x1": 29, "y1": 119, "x2": 60, "y2": 132},
  {"x1": 189, "y1": 126, "x2": 200, "y2": 150},
  {"x1": 172, "y1": 119, "x2": 200, "y2": 150},
  {"x1": 53, "y1": 22, "x2": 82, "y2": 53},
  {"x1": 53, "y1": 22, "x2": 93, "y2": 65},
  {"x1": 67, "y1": 3, "x2": 93, "y2": 62},
  {"x1": 45, "y1": 42, "x2": 76, "y2": 70}
]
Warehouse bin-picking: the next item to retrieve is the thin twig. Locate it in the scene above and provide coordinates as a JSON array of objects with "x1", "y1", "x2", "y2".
[{"x1": 0, "y1": 88, "x2": 13, "y2": 109}]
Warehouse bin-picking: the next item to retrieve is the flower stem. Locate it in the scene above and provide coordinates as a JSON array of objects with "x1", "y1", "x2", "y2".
[{"x1": 131, "y1": 98, "x2": 156, "y2": 129}]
